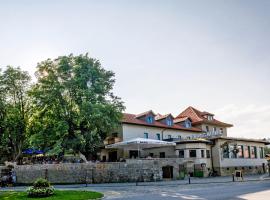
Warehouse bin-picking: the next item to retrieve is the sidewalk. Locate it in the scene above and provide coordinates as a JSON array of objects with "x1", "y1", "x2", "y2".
[{"x1": 1, "y1": 174, "x2": 269, "y2": 191}]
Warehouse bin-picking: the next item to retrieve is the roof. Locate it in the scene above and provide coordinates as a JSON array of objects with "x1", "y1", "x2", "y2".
[
  {"x1": 176, "y1": 106, "x2": 233, "y2": 127},
  {"x1": 173, "y1": 116, "x2": 190, "y2": 124},
  {"x1": 210, "y1": 136, "x2": 270, "y2": 144},
  {"x1": 155, "y1": 113, "x2": 174, "y2": 121},
  {"x1": 122, "y1": 113, "x2": 202, "y2": 132},
  {"x1": 135, "y1": 110, "x2": 155, "y2": 118}
]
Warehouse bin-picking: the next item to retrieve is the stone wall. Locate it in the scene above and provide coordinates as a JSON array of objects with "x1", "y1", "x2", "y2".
[
  {"x1": 13, "y1": 162, "x2": 162, "y2": 184},
  {"x1": 216, "y1": 165, "x2": 266, "y2": 176}
]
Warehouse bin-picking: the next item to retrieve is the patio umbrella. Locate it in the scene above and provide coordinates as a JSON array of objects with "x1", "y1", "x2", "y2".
[
  {"x1": 106, "y1": 138, "x2": 176, "y2": 158},
  {"x1": 34, "y1": 150, "x2": 44, "y2": 154},
  {"x1": 22, "y1": 149, "x2": 44, "y2": 155},
  {"x1": 22, "y1": 149, "x2": 35, "y2": 154}
]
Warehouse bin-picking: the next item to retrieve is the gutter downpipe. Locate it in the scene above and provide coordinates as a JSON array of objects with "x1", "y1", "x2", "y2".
[
  {"x1": 161, "y1": 128, "x2": 168, "y2": 141},
  {"x1": 210, "y1": 139, "x2": 215, "y2": 174}
]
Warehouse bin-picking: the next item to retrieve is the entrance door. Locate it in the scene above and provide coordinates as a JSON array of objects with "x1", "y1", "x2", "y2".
[
  {"x1": 162, "y1": 166, "x2": 173, "y2": 179},
  {"x1": 108, "y1": 151, "x2": 118, "y2": 162},
  {"x1": 129, "y1": 150, "x2": 139, "y2": 158}
]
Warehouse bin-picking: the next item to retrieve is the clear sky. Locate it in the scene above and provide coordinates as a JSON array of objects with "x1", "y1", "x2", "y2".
[{"x1": 0, "y1": 0, "x2": 269, "y2": 139}]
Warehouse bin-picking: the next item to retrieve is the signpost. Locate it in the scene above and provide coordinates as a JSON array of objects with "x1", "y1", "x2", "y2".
[{"x1": 234, "y1": 170, "x2": 243, "y2": 181}]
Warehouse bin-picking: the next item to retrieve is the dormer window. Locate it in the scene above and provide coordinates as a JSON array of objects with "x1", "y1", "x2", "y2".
[
  {"x1": 166, "y1": 119, "x2": 173, "y2": 126},
  {"x1": 184, "y1": 120, "x2": 192, "y2": 128},
  {"x1": 207, "y1": 115, "x2": 213, "y2": 121},
  {"x1": 146, "y1": 116, "x2": 154, "y2": 124}
]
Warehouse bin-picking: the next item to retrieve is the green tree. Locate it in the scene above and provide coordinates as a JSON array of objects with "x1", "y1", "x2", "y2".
[
  {"x1": 29, "y1": 54, "x2": 124, "y2": 159},
  {"x1": 0, "y1": 66, "x2": 31, "y2": 161},
  {"x1": 265, "y1": 146, "x2": 270, "y2": 154}
]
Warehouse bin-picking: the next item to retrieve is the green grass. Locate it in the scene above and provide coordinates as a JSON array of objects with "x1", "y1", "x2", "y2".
[{"x1": 0, "y1": 190, "x2": 103, "y2": 200}]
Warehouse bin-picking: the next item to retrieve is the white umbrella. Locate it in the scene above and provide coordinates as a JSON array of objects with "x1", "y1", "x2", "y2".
[{"x1": 106, "y1": 138, "x2": 176, "y2": 158}]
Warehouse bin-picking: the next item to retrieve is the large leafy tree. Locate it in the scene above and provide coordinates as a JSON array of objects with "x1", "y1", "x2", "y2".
[
  {"x1": 0, "y1": 66, "x2": 31, "y2": 161},
  {"x1": 29, "y1": 54, "x2": 124, "y2": 159}
]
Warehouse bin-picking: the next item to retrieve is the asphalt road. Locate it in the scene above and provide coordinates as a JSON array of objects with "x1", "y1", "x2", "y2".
[
  {"x1": 90, "y1": 181, "x2": 270, "y2": 200},
  {"x1": 1, "y1": 179, "x2": 270, "y2": 200}
]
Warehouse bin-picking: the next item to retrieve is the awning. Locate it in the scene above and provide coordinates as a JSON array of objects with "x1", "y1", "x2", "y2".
[{"x1": 106, "y1": 137, "x2": 176, "y2": 150}]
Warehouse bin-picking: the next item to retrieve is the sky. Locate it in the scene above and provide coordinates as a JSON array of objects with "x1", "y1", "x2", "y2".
[{"x1": 0, "y1": 0, "x2": 269, "y2": 139}]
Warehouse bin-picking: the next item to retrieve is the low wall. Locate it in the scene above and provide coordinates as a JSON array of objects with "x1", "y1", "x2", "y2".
[
  {"x1": 14, "y1": 162, "x2": 162, "y2": 184},
  {"x1": 9, "y1": 158, "x2": 269, "y2": 184},
  {"x1": 216, "y1": 165, "x2": 266, "y2": 176}
]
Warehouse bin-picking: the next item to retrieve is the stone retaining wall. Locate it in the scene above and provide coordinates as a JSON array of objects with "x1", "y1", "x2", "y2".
[
  {"x1": 13, "y1": 162, "x2": 162, "y2": 184},
  {"x1": 216, "y1": 165, "x2": 266, "y2": 176},
  {"x1": 10, "y1": 159, "x2": 267, "y2": 184}
]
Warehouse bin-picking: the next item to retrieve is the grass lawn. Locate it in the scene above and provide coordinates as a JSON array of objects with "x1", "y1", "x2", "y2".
[{"x1": 0, "y1": 190, "x2": 103, "y2": 200}]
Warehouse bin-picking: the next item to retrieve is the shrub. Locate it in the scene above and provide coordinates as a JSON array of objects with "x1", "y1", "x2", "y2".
[
  {"x1": 27, "y1": 178, "x2": 54, "y2": 198},
  {"x1": 33, "y1": 178, "x2": 51, "y2": 188},
  {"x1": 27, "y1": 186, "x2": 54, "y2": 197}
]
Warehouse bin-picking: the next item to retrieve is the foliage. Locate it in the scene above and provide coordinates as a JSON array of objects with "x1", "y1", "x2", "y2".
[
  {"x1": 33, "y1": 178, "x2": 51, "y2": 188},
  {"x1": 27, "y1": 186, "x2": 54, "y2": 197},
  {"x1": 0, "y1": 66, "x2": 31, "y2": 161},
  {"x1": 27, "y1": 178, "x2": 54, "y2": 197},
  {"x1": 265, "y1": 146, "x2": 270, "y2": 154},
  {"x1": 0, "y1": 54, "x2": 124, "y2": 162},
  {"x1": 28, "y1": 54, "x2": 125, "y2": 158},
  {"x1": 1, "y1": 190, "x2": 103, "y2": 200}
]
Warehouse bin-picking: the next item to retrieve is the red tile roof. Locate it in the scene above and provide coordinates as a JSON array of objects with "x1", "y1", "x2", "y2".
[
  {"x1": 155, "y1": 113, "x2": 174, "y2": 121},
  {"x1": 173, "y1": 116, "x2": 190, "y2": 124},
  {"x1": 135, "y1": 110, "x2": 155, "y2": 118},
  {"x1": 176, "y1": 106, "x2": 233, "y2": 127},
  {"x1": 122, "y1": 113, "x2": 202, "y2": 132}
]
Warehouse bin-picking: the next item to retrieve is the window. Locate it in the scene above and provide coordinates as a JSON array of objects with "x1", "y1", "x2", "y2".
[
  {"x1": 213, "y1": 127, "x2": 217, "y2": 132},
  {"x1": 222, "y1": 144, "x2": 230, "y2": 158},
  {"x1": 206, "y1": 150, "x2": 211, "y2": 158},
  {"x1": 160, "y1": 152, "x2": 165, "y2": 158},
  {"x1": 144, "y1": 132, "x2": 148, "y2": 139},
  {"x1": 146, "y1": 116, "x2": 153, "y2": 123},
  {"x1": 201, "y1": 150, "x2": 205, "y2": 158},
  {"x1": 207, "y1": 115, "x2": 213, "y2": 121},
  {"x1": 244, "y1": 146, "x2": 250, "y2": 158},
  {"x1": 168, "y1": 135, "x2": 171, "y2": 139},
  {"x1": 149, "y1": 153, "x2": 154, "y2": 157},
  {"x1": 179, "y1": 150, "x2": 184, "y2": 158},
  {"x1": 206, "y1": 126, "x2": 209, "y2": 132},
  {"x1": 250, "y1": 146, "x2": 257, "y2": 159},
  {"x1": 185, "y1": 121, "x2": 192, "y2": 128},
  {"x1": 254, "y1": 147, "x2": 257, "y2": 158},
  {"x1": 156, "y1": 133, "x2": 161, "y2": 140},
  {"x1": 237, "y1": 145, "x2": 244, "y2": 158},
  {"x1": 178, "y1": 135, "x2": 181, "y2": 140},
  {"x1": 260, "y1": 147, "x2": 264, "y2": 158},
  {"x1": 229, "y1": 144, "x2": 238, "y2": 158},
  {"x1": 167, "y1": 119, "x2": 173, "y2": 126},
  {"x1": 189, "y1": 150, "x2": 197, "y2": 158},
  {"x1": 220, "y1": 128, "x2": 223, "y2": 134}
]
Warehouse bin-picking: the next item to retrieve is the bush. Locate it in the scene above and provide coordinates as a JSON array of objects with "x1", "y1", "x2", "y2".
[
  {"x1": 27, "y1": 178, "x2": 54, "y2": 198},
  {"x1": 33, "y1": 178, "x2": 51, "y2": 188},
  {"x1": 27, "y1": 186, "x2": 54, "y2": 197}
]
